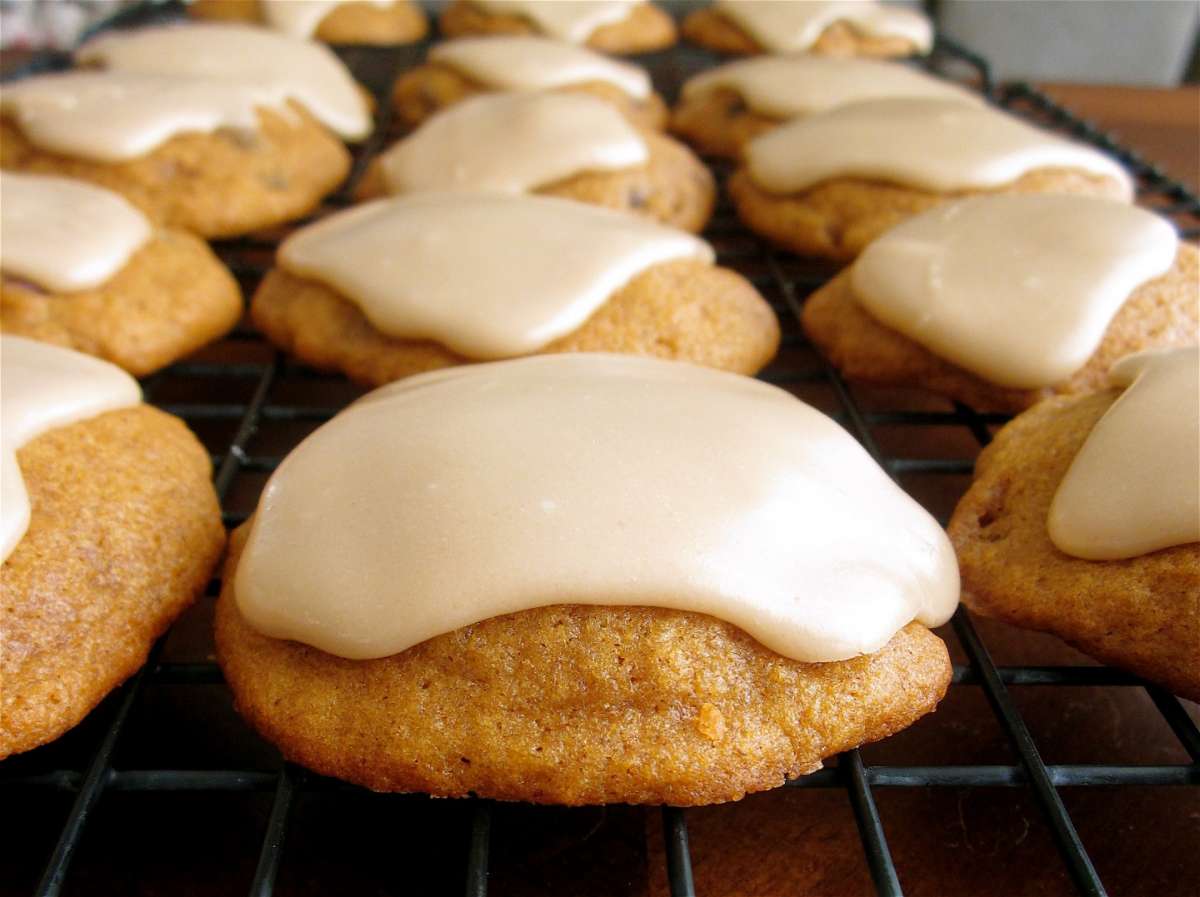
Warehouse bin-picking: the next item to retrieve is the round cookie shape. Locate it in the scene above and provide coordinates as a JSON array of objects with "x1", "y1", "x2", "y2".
[
  {"x1": 188, "y1": 0, "x2": 428, "y2": 45},
  {"x1": 0, "y1": 172, "x2": 242, "y2": 374},
  {"x1": 948, "y1": 375, "x2": 1199, "y2": 701},
  {"x1": 672, "y1": 56, "x2": 981, "y2": 159},
  {"x1": 78, "y1": 22, "x2": 374, "y2": 141},
  {"x1": 683, "y1": 0, "x2": 931, "y2": 57},
  {"x1": 361, "y1": 92, "x2": 714, "y2": 233},
  {"x1": 391, "y1": 36, "x2": 668, "y2": 132},
  {"x1": 439, "y1": 0, "x2": 677, "y2": 55},
  {"x1": 252, "y1": 194, "x2": 776, "y2": 384},
  {"x1": 730, "y1": 97, "x2": 1134, "y2": 261},
  {"x1": 0, "y1": 337, "x2": 225, "y2": 757},
  {"x1": 0, "y1": 71, "x2": 350, "y2": 238}
]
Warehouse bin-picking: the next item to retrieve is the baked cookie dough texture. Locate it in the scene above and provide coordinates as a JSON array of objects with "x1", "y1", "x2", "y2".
[
  {"x1": 392, "y1": 36, "x2": 669, "y2": 131},
  {"x1": 949, "y1": 348, "x2": 1199, "y2": 700},
  {"x1": 252, "y1": 192, "x2": 779, "y2": 385},
  {"x1": 801, "y1": 194, "x2": 1197, "y2": 412},
  {"x1": 219, "y1": 354, "x2": 959, "y2": 805},
  {"x1": 188, "y1": 0, "x2": 428, "y2": 45},
  {"x1": 1, "y1": 337, "x2": 224, "y2": 758}
]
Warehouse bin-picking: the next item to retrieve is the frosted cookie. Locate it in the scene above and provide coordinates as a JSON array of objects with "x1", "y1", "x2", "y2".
[
  {"x1": 188, "y1": 0, "x2": 427, "y2": 45},
  {"x1": 672, "y1": 56, "x2": 981, "y2": 160},
  {"x1": 252, "y1": 193, "x2": 778, "y2": 386},
  {"x1": 0, "y1": 172, "x2": 241, "y2": 376},
  {"x1": 949, "y1": 348, "x2": 1199, "y2": 700},
  {"x1": 683, "y1": 0, "x2": 932, "y2": 57},
  {"x1": 729, "y1": 98, "x2": 1134, "y2": 262},
  {"x1": 0, "y1": 71, "x2": 350, "y2": 239},
  {"x1": 439, "y1": 1, "x2": 677, "y2": 55},
  {"x1": 359, "y1": 92, "x2": 714, "y2": 232},
  {"x1": 78, "y1": 23, "x2": 374, "y2": 142},
  {"x1": 391, "y1": 36, "x2": 668, "y2": 131},
  {"x1": 801, "y1": 195, "x2": 1197, "y2": 413},
  {"x1": 0, "y1": 337, "x2": 224, "y2": 758},
  {"x1": 216, "y1": 353, "x2": 958, "y2": 804}
]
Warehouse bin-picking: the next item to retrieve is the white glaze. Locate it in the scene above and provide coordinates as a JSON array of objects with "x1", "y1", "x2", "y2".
[
  {"x1": 261, "y1": 0, "x2": 397, "y2": 39},
  {"x1": 469, "y1": 0, "x2": 641, "y2": 42},
  {"x1": 714, "y1": 0, "x2": 933, "y2": 53}
]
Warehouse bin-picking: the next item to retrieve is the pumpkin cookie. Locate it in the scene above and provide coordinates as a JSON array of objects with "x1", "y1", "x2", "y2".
[
  {"x1": 948, "y1": 348, "x2": 1199, "y2": 700},
  {"x1": 730, "y1": 98, "x2": 1133, "y2": 262},
  {"x1": 1, "y1": 172, "x2": 241, "y2": 376},
  {"x1": 672, "y1": 56, "x2": 980, "y2": 160},
  {"x1": 359, "y1": 92, "x2": 713, "y2": 232},
  {"x1": 682, "y1": 0, "x2": 932, "y2": 57},
  {"x1": 439, "y1": 0, "x2": 677, "y2": 55},
  {"x1": 802, "y1": 196, "x2": 1197, "y2": 413},
  {"x1": 1, "y1": 337, "x2": 225, "y2": 758},
  {"x1": 391, "y1": 36, "x2": 667, "y2": 131},
  {"x1": 188, "y1": 0, "x2": 427, "y2": 45},
  {"x1": 1, "y1": 71, "x2": 350, "y2": 239},
  {"x1": 217, "y1": 354, "x2": 958, "y2": 804},
  {"x1": 252, "y1": 193, "x2": 777, "y2": 386}
]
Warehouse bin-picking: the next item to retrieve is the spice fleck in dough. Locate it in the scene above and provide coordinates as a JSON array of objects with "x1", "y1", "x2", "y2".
[
  {"x1": 681, "y1": 8, "x2": 920, "y2": 58},
  {"x1": 189, "y1": 0, "x2": 428, "y2": 45},
  {"x1": 2, "y1": 229, "x2": 242, "y2": 376},
  {"x1": 0, "y1": 103, "x2": 350, "y2": 239},
  {"x1": 948, "y1": 391, "x2": 1199, "y2": 700},
  {"x1": 391, "y1": 63, "x2": 668, "y2": 132},
  {"x1": 216, "y1": 526, "x2": 951, "y2": 805},
  {"x1": 0, "y1": 407, "x2": 225, "y2": 758},
  {"x1": 671, "y1": 87, "x2": 781, "y2": 160},
  {"x1": 801, "y1": 244, "x2": 1199, "y2": 413},
  {"x1": 251, "y1": 259, "x2": 780, "y2": 387},
  {"x1": 439, "y1": 1, "x2": 677, "y2": 55},
  {"x1": 727, "y1": 167, "x2": 1133, "y2": 263}
]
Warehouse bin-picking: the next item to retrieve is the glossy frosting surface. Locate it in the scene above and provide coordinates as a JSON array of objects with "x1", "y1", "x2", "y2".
[
  {"x1": 1049, "y1": 348, "x2": 1200, "y2": 560},
  {"x1": 430, "y1": 36, "x2": 651, "y2": 98},
  {"x1": 0, "y1": 336, "x2": 142, "y2": 563},
  {"x1": 78, "y1": 22, "x2": 372, "y2": 140},
  {"x1": 0, "y1": 171, "x2": 151, "y2": 292},
  {"x1": 235, "y1": 354, "x2": 960, "y2": 662},
  {"x1": 470, "y1": 0, "x2": 641, "y2": 42},
  {"x1": 279, "y1": 193, "x2": 712, "y2": 357},
  {"x1": 0, "y1": 70, "x2": 295, "y2": 161},
  {"x1": 378, "y1": 91, "x2": 647, "y2": 194},
  {"x1": 746, "y1": 98, "x2": 1133, "y2": 196},
  {"x1": 261, "y1": 0, "x2": 396, "y2": 39},
  {"x1": 682, "y1": 56, "x2": 980, "y2": 120},
  {"x1": 852, "y1": 195, "x2": 1178, "y2": 389},
  {"x1": 715, "y1": 0, "x2": 933, "y2": 53}
]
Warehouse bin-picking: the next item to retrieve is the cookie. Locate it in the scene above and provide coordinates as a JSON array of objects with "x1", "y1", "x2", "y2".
[
  {"x1": 390, "y1": 36, "x2": 668, "y2": 131},
  {"x1": 1, "y1": 172, "x2": 242, "y2": 376},
  {"x1": 1, "y1": 72, "x2": 351, "y2": 239},
  {"x1": 359, "y1": 92, "x2": 714, "y2": 233},
  {"x1": 948, "y1": 387, "x2": 1198, "y2": 701},
  {"x1": 682, "y1": 0, "x2": 931, "y2": 57},
  {"x1": 439, "y1": 0, "x2": 677, "y2": 55},
  {"x1": 672, "y1": 56, "x2": 981, "y2": 160},
  {"x1": 800, "y1": 197, "x2": 1197, "y2": 413},
  {"x1": 188, "y1": 0, "x2": 428, "y2": 45},
  {"x1": 729, "y1": 98, "x2": 1133, "y2": 262},
  {"x1": 1, "y1": 339, "x2": 225, "y2": 757},
  {"x1": 216, "y1": 353, "x2": 957, "y2": 804}
]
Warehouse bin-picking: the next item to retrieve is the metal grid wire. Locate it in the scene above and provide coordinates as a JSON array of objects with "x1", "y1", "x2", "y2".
[{"x1": 2, "y1": 10, "x2": 1199, "y2": 897}]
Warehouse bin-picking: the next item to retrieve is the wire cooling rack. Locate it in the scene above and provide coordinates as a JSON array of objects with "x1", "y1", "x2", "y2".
[{"x1": 2, "y1": 6, "x2": 1198, "y2": 897}]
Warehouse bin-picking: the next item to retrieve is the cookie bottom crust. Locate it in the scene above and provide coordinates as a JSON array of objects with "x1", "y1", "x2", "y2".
[
  {"x1": 251, "y1": 258, "x2": 780, "y2": 387},
  {"x1": 217, "y1": 526, "x2": 951, "y2": 806},
  {"x1": 949, "y1": 392, "x2": 1200, "y2": 700},
  {"x1": 671, "y1": 87, "x2": 782, "y2": 160},
  {"x1": 0, "y1": 103, "x2": 350, "y2": 239},
  {"x1": 189, "y1": 0, "x2": 428, "y2": 44},
  {"x1": 391, "y1": 63, "x2": 668, "y2": 132},
  {"x1": 439, "y1": 0, "x2": 678, "y2": 55},
  {"x1": 681, "y1": 8, "x2": 921, "y2": 58},
  {"x1": 1, "y1": 406, "x2": 225, "y2": 758},
  {"x1": 2, "y1": 229, "x2": 242, "y2": 376},
  {"x1": 728, "y1": 167, "x2": 1133, "y2": 263},
  {"x1": 800, "y1": 244, "x2": 1198, "y2": 413}
]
